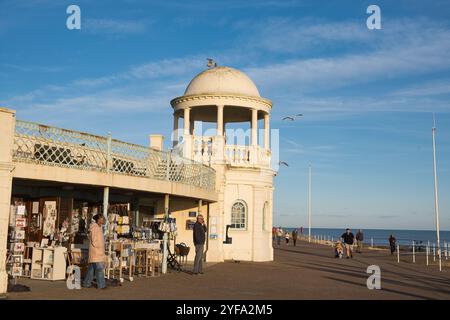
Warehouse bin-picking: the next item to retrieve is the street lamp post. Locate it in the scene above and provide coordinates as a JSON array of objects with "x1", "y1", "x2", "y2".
[
  {"x1": 432, "y1": 114, "x2": 442, "y2": 271},
  {"x1": 308, "y1": 164, "x2": 312, "y2": 243}
]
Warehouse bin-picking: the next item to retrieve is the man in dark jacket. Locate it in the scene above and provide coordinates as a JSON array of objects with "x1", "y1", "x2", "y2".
[
  {"x1": 355, "y1": 229, "x2": 364, "y2": 253},
  {"x1": 389, "y1": 234, "x2": 396, "y2": 255},
  {"x1": 193, "y1": 215, "x2": 207, "y2": 275},
  {"x1": 292, "y1": 229, "x2": 298, "y2": 247},
  {"x1": 341, "y1": 228, "x2": 355, "y2": 259}
]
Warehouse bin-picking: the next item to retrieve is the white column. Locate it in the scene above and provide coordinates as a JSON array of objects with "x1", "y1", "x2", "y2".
[
  {"x1": 0, "y1": 108, "x2": 16, "y2": 297},
  {"x1": 215, "y1": 105, "x2": 225, "y2": 162},
  {"x1": 184, "y1": 108, "x2": 190, "y2": 136},
  {"x1": 217, "y1": 105, "x2": 224, "y2": 136},
  {"x1": 251, "y1": 109, "x2": 258, "y2": 147},
  {"x1": 162, "y1": 194, "x2": 170, "y2": 274},
  {"x1": 183, "y1": 108, "x2": 192, "y2": 158},
  {"x1": 251, "y1": 109, "x2": 258, "y2": 163},
  {"x1": 264, "y1": 113, "x2": 270, "y2": 150},
  {"x1": 173, "y1": 113, "x2": 179, "y2": 147},
  {"x1": 102, "y1": 187, "x2": 109, "y2": 220},
  {"x1": 190, "y1": 119, "x2": 195, "y2": 136}
]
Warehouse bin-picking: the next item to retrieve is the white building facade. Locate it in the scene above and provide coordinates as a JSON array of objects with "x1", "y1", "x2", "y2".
[
  {"x1": 170, "y1": 66, "x2": 276, "y2": 262},
  {"x1": 0, "y1": 65, "x2": 276, "y2": 295}
]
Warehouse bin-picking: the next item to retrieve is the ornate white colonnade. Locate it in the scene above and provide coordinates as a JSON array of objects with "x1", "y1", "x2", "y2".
[{"x1": 172, "y1": 105, "x2": 271, "y2": 151}]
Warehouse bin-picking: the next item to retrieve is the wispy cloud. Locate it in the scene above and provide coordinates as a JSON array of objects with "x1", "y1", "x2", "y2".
[
  {"x1": 72, "y1": 57, "x2": 205, "y2": 88},
  {"x1": 5, "y1": 17, "x2": 450, "y2": 124},
  {"x1": 83, "y1": 19, "x2": 148, "y2": 36},
  {"x1": 391, "y1": 79, "x2": 450, "y2": 97},
  {"x1": 2, "y1": 63, "x2": 66, "y2": 73},
  {"x1": 2, "y1": 56, "x2": 210, "y2": 120},
  {"x1": 234, "y1": 18, "x2": 370, "y2": 53}
]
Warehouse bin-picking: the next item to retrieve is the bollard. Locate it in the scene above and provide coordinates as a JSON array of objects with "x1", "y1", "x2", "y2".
[
  {"x1": 444, "y1": 241, "x2": 448, "y2": 260},
  {"x1": 371, "y1": 237, "x2": 374, "y2": 248},
  {"x1": 445, "y1": 241, "x2": 448, "y2": 260},
  {"x1": 433, "y1": 244, "x2": 436, "y2": 262},
  {"x1": 412, "y1": 241, "x2": 415, "y2": 263},
  {"x1": 426, "y1": 245, "x2": 429, "y2": 266},
  {"x1": 397, "y1": 244, "x2": 400, "y2": 263}
]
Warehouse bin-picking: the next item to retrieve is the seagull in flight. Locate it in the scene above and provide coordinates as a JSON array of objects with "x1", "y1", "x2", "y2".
[
  {"x1": 282, "y1": 114, "x2": 303, "y2": 121},
  {"x1": 278, "y1": 161, "x2": 289, "y2": 167}
]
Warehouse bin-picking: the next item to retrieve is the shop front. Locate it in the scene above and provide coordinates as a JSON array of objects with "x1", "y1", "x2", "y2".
[{"x1": 6, "y1": 178, "x2": 209, "y2": 288}]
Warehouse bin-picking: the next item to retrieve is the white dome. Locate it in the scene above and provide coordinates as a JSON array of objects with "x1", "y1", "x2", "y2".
[{"x1": 184, "y1": 66, "x2": 260, "y2": 97}]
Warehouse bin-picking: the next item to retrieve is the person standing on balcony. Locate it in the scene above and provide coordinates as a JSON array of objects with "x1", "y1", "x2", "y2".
[
  {"x1": 193, "y1": 214, "x2": 207, "y2": 275},
  {"x1": 83, "y1": 214, "x2": 107, "y2": 289}
]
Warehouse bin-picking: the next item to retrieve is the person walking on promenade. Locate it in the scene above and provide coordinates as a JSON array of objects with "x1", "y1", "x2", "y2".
[
  {"x1": 334, "y1": 240, "x2": 344, "y2": 258},
  {"x1": 356, "y1": 229, "x2": 364, "y2": 253},
  {"x1": 292, "y1": 229, "x2": 298, "y2": 246},
  {"x1": 193, "y1": 214, "x2": 207, "y2": 275},
  {"x1": 83, "y1": 214, "x2": 107, "y2": 289},
  {"x1": 389, "y1": 234, "x2": 397, "y2": 255},
  {"x1": 341, "y1": 228, "x2": 355, "y2": 259},
  {"x1": 285, "y1": 231, "x2": 290, "y2": 244},
  {"x1": 272, "y1": 227, "x2": 276, "y2": 242},
  {"x1": 276, "y1": 227, "x2": 283, "y2": 245},
  {"x1": 300, "y1": 226, "x2": 304, "y2": 235}
]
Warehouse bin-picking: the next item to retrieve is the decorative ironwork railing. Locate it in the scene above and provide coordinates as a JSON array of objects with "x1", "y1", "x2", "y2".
[{"x1": 12, "y1": 120, "x2": 216, "y2": 190}]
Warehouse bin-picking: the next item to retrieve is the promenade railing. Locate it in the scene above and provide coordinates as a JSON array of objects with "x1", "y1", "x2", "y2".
[
  {"x1": 12, "y1": 120, "x2": 216, "y2": 191},
  {"x1": 294, "y1": 233, "x2": 449, "y2": 270}
]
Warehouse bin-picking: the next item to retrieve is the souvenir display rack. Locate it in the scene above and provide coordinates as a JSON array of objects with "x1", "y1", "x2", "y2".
[
  {"x1": 30, "y1": 246, "x2": 67, "y2": 280},
  {"x1": 7, "y1": 200, "x2": 28, "y2": 278}
]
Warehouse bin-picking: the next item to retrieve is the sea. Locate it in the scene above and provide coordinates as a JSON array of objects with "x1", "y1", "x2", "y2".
[{"x1": 280, "y1": 227, "x2": 450, "y2": 247}]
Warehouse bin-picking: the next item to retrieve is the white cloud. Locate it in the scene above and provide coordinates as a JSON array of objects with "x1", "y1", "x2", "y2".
[
  {"x1": 83, "y1": 19, "x2": 148, "y2": 35},
  {"x1": 391, "y1": 80, "x2": 450, "y2": 97},
  {"x1": 234, "y1": 18, "x2": 369, "y2": 53},
  {"x1": 5, "y1": 17, "x2": 450, "y2": 123}
]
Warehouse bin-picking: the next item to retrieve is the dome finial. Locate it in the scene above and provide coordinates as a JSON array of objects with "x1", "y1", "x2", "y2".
[{"x1": 207, "y1": 58, "x2": 217, "y2": 68}]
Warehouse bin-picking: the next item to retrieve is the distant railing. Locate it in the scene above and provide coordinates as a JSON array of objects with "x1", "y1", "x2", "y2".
[{"x1": 12, "y1": 120, "x2": 216, "y2": 190}]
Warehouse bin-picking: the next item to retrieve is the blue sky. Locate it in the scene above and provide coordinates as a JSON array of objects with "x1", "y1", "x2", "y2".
[{"x1": 1, "y1": 0, "x2": 449, "y2": 230}]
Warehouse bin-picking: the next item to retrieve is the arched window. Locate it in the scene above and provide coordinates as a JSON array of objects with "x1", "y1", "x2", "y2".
[
  {"x1": 263, "y1": 201, "x2": 269, "y2": 231},
  {"x1": 231, "y1": 200, "x2": 247, "y2": 229}
]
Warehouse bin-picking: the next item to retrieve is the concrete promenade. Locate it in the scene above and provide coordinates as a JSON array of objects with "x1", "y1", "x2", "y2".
[{"x1": 6, "y1": 239, "x2": 450, "y2": 300}]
